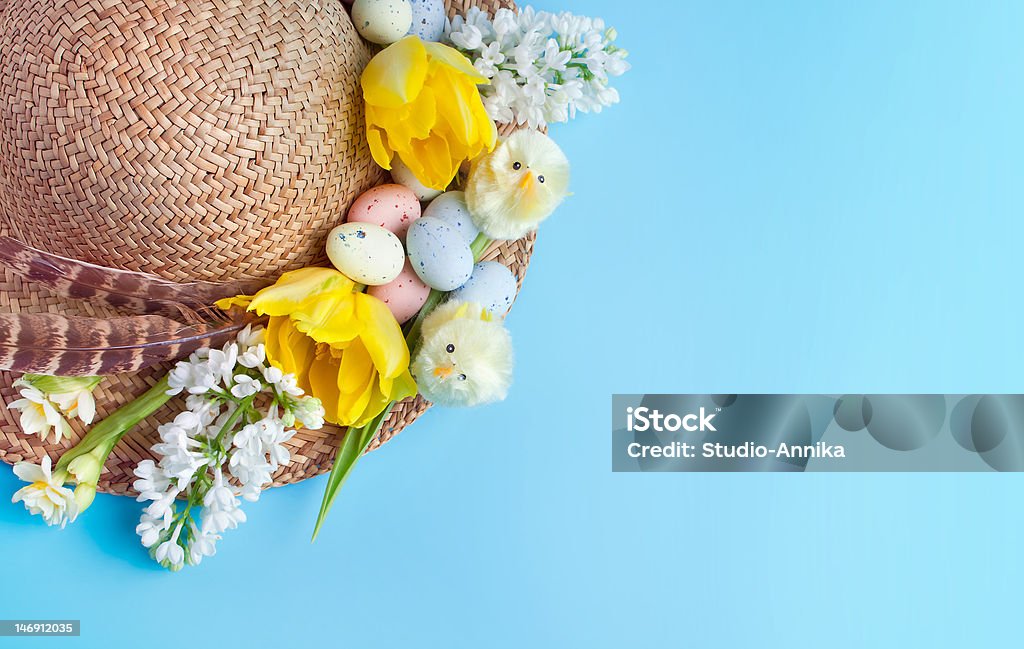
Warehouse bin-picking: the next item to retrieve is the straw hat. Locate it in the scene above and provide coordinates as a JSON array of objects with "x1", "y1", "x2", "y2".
[{"x1": 0, "y1": 0, "x2": 533, "y2": 494}]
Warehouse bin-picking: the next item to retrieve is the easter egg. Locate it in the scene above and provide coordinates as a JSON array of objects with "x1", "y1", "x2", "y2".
[
  {"x1": 326, "y1": 222, "x2": 405, "y2": 286},
  {"x1": 352, "y1": 0, "x2": 413, "y2": 45},
  {"x1": 406, "y1": 217, "x2": 474, "y2": 291},
  {"x1": 347, "y1": 184, "x2": 421, "y2": 240},
  {"x1": 422, "y1": 191, "x2": 478, "y2": 244},
  {"x1": 450, "y1": 261, "x2": 518, "y2": 317},
  {"x1": 390, "y1": 157, "x2": 443, "y2": 201},
  {"x1": 368, "y1": 260, "x2": 431, "y2": 324},
  {"x1": 406, "y1": 0, "x2": 445, "y2": 42}
]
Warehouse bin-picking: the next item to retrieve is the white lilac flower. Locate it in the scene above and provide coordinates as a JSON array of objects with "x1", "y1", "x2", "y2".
[
  {"x1": 137, "y1": 511, "x2": 171, "y2": 548},
  {"x1": 207, "y1": 343, "x2": 239, "y2": 387},
  {"x1": 11, "y1": 456, "x2": 78, "y2": 528},
  {"x1": 238, "y1": 342, "x2": 266, "y2": 369},
  {"x1": 235, "y1": 324, "x2": 265, "y2": 350},
  {"x1": 188, "y1": 523, "x2": 219, "y2": 566},
  {"x1": 201, "y1": 472, "x2": 246, "y2": 535},
  {"x1": 154, "y1": 523, "x2": 186, "y2": 571},
  {"x1": 132, "y1": 460, "x2": 172, "y2": 501},
  {"x1": 230, "y1": 375, "x2": 261, "y2": 399},
  {"x1": 134, "y1": 324, "x2": 325, "y2": 571},
  {"x1": 293, "y1": 397, "x2": 325, "y2": 430},
  {"x1": 445, "y1": 6, "x2": 630, "y2": 129}
]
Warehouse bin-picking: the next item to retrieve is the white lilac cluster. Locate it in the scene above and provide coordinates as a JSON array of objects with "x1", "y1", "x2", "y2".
[
  {"x1": 446, "y1": 6, "x2": 630, "y2": 130},
  {"x1": 133, "y1": 325, "x2": 324, "y2": 571}
]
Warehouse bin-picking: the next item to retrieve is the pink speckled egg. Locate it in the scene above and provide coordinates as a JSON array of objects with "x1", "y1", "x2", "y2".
[
  {"x1": 347, "y1": 184, "x2": 421, "y2": 239},
  {"x1": 367, "y1": 259, "x2": 431, "y2": 324}
]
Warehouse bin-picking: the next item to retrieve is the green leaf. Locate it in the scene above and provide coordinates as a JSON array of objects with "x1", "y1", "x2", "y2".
[{"x1": 310, "y1": 403, "x2": 394, "y2": 542}]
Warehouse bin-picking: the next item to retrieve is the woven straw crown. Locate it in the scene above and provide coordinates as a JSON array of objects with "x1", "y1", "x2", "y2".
[{"x1": 0, "y1": 0, "x2": 532, "y2": 493}]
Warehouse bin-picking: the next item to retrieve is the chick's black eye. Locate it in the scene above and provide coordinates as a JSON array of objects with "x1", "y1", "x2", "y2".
[
  {"x1": 446, "y1": 344, "x2": 455, "y2": 353},
  {"x1": 512, "y1": 161, "x2": 522, "y2": 170},
  {"x1": 458, "y1": 374, "x2": 467, "y2": 381},
  {"x1": 538, "y1": 175, "x2": 545, "y2": 184}
]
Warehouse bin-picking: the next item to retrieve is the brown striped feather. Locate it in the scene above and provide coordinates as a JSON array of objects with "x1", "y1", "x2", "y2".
[
  {"x1": 0, "y1": 312, "x2": 252, "y2": 376},
  {"x1": 0, "y1": 236, "x2": 269, "y2": 316}
]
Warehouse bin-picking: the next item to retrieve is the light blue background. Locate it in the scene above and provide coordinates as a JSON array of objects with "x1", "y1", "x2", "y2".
[{"x1": 2, "y1": 0, "x2": 1022, "y2": 646}]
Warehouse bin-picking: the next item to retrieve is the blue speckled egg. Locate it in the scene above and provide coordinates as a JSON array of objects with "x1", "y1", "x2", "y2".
[
  {"x1": 450, "y1": 261, "x2": 517, "y2": 317},
  {"x1": 406, "y1": 217, "x2": 473, "y2": 291},
  {"x1": 422, "y1": 191, "x2": 478, "y2": 244},
  {"x1": 406, "y1": 0, "x2": 445, "y2": 42}
]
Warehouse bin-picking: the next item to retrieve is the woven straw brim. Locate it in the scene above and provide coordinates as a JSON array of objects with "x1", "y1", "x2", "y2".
[{"x1": 0, "y1": 0, "x2": 527, "y2": 495}]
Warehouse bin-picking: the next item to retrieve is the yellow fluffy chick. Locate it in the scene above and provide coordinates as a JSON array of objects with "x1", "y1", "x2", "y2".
[
  {"x1": 412, "y1": 300, "x2": 513, "y2": 407},
  {"x1": 464, "y1": 130, "x2": 570, "y2": 240}
]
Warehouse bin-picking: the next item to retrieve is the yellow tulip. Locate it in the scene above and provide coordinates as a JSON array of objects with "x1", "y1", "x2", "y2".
[
  {"x1": 217, "y1": 268, "x2": 417, "y2": 428},
  {"x1": 362, "y1": 35, "x2": 497, "y2": 191}
]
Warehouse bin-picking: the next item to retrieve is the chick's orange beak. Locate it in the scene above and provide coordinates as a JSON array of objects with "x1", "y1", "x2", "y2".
[
  {"x1": 433, "y1": 366, "x2": 453, "y2": 379},
  {"x1": 518, "y1": 171, "x2": 536, "y2": 193}
]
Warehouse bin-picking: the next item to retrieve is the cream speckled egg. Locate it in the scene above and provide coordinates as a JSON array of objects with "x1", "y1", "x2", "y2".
[
  {"x1": 347, "y1": 184, "x2": 421, "y2": 240},
  {"x1": 352, "y1": 0, "x2": 413, "y2": 45},
  {"x1": 326, "y1": 222, "x2": 405, "y2": 286},
  {"x1": 368, "y1": 260, "x2": 431, "y2": 323},
  {"x1": 390, "y1": 157, "x2": 443, "y2": 201}
]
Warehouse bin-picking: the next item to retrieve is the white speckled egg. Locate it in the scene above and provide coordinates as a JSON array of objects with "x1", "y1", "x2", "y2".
[
  {"x1": 406, "y1": 217, "x2": 473, "y2": 291},
  {"x1": 406, "y1": 0, "x2": 445, "y2": 41},
  {"x1": 390, "y1": 157, "x2": 444, "y2": 201},
  {"x1": 326, "y1": 222, "x2": 405, "y2": 286},
  {"x1": 347, "y1": 184, "x2": 421, "y2": 240},
  {"x1": 450, "y1": 261, "x2": 517, "y2": 317},
  {"x1": 422, "y1": 191, "x2": 478, "y2": 244},
  {"x1": 352, "y1": 0, "x2": 413, "y2": 45},
  {"x1": 367, "y1": 260, "x2": 431, "y2": 324}
]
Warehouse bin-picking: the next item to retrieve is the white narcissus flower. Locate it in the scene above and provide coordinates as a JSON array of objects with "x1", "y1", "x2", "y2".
[
  {"x1": 49, "y1": 387, "x2": 97, "y2": 425},
  {"x1": 11, "y1": 456, "x2": 78, "y2": 528},
  {"x1": 7, "y1": 384, "x2": 71, "y2": 443}
]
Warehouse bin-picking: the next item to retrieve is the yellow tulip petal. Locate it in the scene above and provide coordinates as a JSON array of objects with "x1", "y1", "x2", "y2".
[
  {"x1": 215, "y1": 295, "x2": 254, "y2": 311},
  {"x1": 337, "y1": 338, "x2": 375, "y2": 397},
  {"x1": 335, "y1": 343, "x2": 376, "y2": 425},
  {"x1": 290, "y1": 292, "x2": 362, "y2": 346},
  {"x1": 366, "y1": 126, "x2": 393, "y2": 170},
  {"x1": 308, "y1": 350, "x2": 343, "y2": 425},
  {"x1": 352, "y1": 369, "x2": 418, "y2": 428},
  {"x1": 354, "y1": 293, "x2": 410, "y2": 378},
  {"x1": 406, "y1": 136, "x2": 458, "y2": 190},
  {"x1": 268, "y1": 317, "x2": 316, "y2": 394},
  {"x1": 362, "y1": 36, "x2": 429, "y2": 109},
  {"x1": 248, "y1": 268, "x2": 354, "y2": 317},
  {"x1": 433, "y1": 70, "x2": 479, "y2": 146},
  {"x1": 423, "y1": 41, "x2": 489, "y2": 84},
  {"x1": 375, "y1": 86, "x2": 439, "y2": 154}
]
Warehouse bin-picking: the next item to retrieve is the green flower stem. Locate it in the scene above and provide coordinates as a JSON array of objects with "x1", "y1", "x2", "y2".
[
  {"x1": 470, "y1": 233, "x2": 493, "y2": 260},
  {"x1": 311, "y1": 402, "x2": 395, "y2": 542},
  {"x1": 311, "y1": 235, "x2": 495, "y2": 541},
  {"x1": 54, "y1": 376, "x2": 173, "y2": 479}
]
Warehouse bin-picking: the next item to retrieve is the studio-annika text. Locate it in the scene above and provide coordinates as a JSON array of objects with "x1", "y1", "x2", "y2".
[{"x1": 624, "y1": 406, "x2": 846, "y2": 460}]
